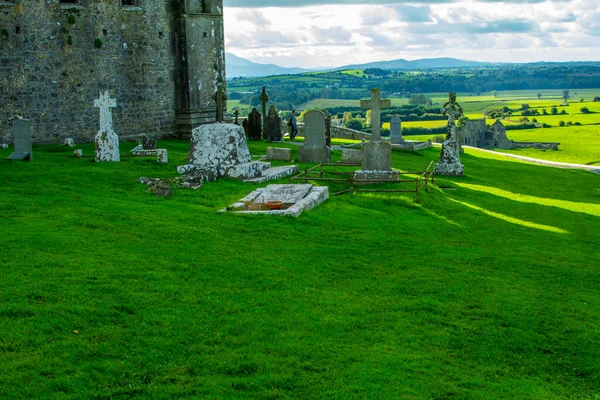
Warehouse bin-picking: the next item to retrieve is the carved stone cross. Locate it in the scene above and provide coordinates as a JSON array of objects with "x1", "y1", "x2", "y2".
[
  {"x1": 442, "y1": 92, "x2": 464, "y2": 122},
  {"x1": 213, "y1": 81, "x2": 228, "y2": 123},
  {"x1": 233, "y1": 109, "x2": 240, "y2": 125},
  {"x1": 360, "y1": 88, "x2": 391, "y2": 141},
  {"x1": 94, "y1": 91, "x2": 117, "y2": 133},
  {"x1": 260, "y1": 86, "x2": 269, "y2": 139}
]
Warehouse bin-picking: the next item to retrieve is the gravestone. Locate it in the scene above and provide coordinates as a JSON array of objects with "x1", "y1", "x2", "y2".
[
  {"x1": 265, "y1": 105, "x2": 283, "y2": 142},
  {"x1": 74, "y1": 149, "x2": 83, "y2": 158},
  {"x1": 356, "y1": 89, "x2": 397, "y2": 180},
  {"x1": 260, "y1": 87, "x2": 269, "y2": 139},
  {"x1": 267, "y1": 147, "x2": 292, "y2": 162},
  {"x1": 299, "y1": 110, "x2": 330, "y2": 163},
  {"x1": 434, "y1": 93, "x2": 464, "y2": 176},
  {"x1": 246, "y1": 108, "x2": 262, "y2": 141},
  {"x1": 93, "y1": 91, "x2": 120, "y2": 162},
  {"x1": 7, "y1": 119, "x2": 33, "y2": 161},
  {"x1": 342, "y1": 149, "x2": 363, "y2": 165},
  {"x1": 62, "y1": 138, "x2": 76, "y2": 148},
  {"x1": 390, "y1": 115, "x2": 404, "y2": 144},
  {"x1": 157, "y1": 149, "x2": 168, "y2": 164},
  {"x1": 233, "y1": 109, "x2": 240, "y2": 125}
]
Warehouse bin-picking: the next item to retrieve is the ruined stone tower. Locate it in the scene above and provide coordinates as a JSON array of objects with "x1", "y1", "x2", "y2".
[{"x1": 0, "y1": 0, "x2": 226, "y2": 143}]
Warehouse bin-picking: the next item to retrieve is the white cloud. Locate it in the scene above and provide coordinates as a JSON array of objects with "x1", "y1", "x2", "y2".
[{"x1": 223, "y1": 2, "x2": 600, "y2": 68}]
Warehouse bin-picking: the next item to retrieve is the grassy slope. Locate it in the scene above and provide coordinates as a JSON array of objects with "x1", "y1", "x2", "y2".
[{"x1": 1, "y1": 142, "x2": 599, "y2": 399}]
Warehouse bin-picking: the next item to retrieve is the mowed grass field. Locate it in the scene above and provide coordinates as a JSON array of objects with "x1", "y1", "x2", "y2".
[{"x1": 1, "y1": 140, "x2": 600, "y2": 398}]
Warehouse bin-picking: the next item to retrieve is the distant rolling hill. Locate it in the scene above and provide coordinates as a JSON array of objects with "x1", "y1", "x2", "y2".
[
  {"x1": 226, "y1": 53, "x2": 311, "y2": 78},
  {"x1": 338, "y1": 57, "x2": 494, "y2": 71}
]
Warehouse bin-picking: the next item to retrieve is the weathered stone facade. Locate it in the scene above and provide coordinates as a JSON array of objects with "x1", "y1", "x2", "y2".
[{"x1": 0, "y1": 0, "x2": 226, "y2": 144}]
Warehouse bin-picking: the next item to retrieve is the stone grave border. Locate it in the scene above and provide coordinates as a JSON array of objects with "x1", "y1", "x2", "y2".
[{"x1": 288, "y1": 161, "x2": 436, "y2": 202}]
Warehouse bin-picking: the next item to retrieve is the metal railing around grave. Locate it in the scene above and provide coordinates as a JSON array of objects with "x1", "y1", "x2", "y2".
[{"x1": 288, "y1": 161, "x2": 436, "y2": 202}]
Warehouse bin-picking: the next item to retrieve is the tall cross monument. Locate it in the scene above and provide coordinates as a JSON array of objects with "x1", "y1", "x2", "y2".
[
  {"x1": 360, "y1": 88, "x2": 391, "y2": 141},
  {"x1": 93, "y1": 91, "x2": 120, "y2": 162},
  {"x1": 434, "y1": 93, "x2": 465, "y2": 176},
  {"x1": 260, "y1": 86, "x2": 269, "y2": 140}
]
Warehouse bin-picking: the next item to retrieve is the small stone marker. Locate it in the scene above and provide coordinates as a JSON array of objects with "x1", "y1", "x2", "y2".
[
  {"x1": 74, "y1": 149, "x2": 83, "y2": 158},
  {"x1": 233, "y1": 109, "x2": 240, "y2": 125},
  {"x1": 62, "y1": 138, "x2": 76, "y2": 148},
  {"x1": 360, "y1": 88, "x2": 392, "y2": 141},
  {"x1": 266, "y1": 147, "x2": 292, "y2": 162},
  {"x1": 157, "y1": 149, "x2": 168, "y2": 164},
  {"x1": 93, "y1": 91, "x2": 120, "y2": 162},
  {"x1": 260, "y1": 86, "x2": 269, "y2": 140},
  {"x1": 265, "y1": 105, "x2": 283, "y2": 142},
  {"x1": 7, "y1": 119, "x2": 33, "y2": 161},
  {"x1": 246, "y1": 108, "x2": 262, "y2": 141},
  {"x1": 299, "y1": 110, "x2": 330, "y2": 163},
  {"x1": 342, "y1": 149, "x2": 363, "y2": 165},
  {"x1": 434, "y1": 93, "x2": 465, "y2": 176},
  {"x1": 390, "y1": 115, "x2": 404, "y2": 144}
]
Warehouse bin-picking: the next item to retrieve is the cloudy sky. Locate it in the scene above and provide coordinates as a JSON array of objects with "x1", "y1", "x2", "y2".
[{"x1": 222, "y1": 0, "x2": 600, "y2": 68}]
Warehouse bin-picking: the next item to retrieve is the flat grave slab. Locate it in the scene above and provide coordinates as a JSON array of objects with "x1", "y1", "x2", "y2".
[{"x1": 222, "y1": 184, "x2": 328, "y2": 217}]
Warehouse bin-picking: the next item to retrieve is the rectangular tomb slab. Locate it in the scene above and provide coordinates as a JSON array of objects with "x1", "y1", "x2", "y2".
[
  {"x1": 255, "y1": 184, "x2": 314, "y2": 204},
  {"x1": 222, "y1": 184, "x2": 329, "y2": 217}
]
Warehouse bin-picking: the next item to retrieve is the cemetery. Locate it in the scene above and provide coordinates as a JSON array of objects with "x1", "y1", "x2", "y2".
[{"x1": 1, "y1": 2, "x2": 600, "y2": 399}]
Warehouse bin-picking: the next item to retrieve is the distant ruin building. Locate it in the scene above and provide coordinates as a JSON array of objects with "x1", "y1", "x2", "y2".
[
  {"x1": 459, "y1": 119, "x2": 514, "y2": 149},
  {"x1": 458, "y1": 118, "x2": 560, "y2": 151},
  {"x1": 0, "y1": 0, "x2": 226, "y2": 143}
]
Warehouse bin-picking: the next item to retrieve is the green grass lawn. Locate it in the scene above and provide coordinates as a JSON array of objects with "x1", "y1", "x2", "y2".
[{"x1": 1, "y1": 141, "x2": 599, "y2": 399}]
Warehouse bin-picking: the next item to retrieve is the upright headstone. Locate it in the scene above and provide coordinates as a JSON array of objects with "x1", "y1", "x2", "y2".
[
  {"x1": 265, "y1": 105, "x2": 283, "y2": 142},
  {"x1": 260, "y1": 87, "x2": 269, "y2": 140},
  {"x1": 299, "y1": 110, "x2": 330, "y2": 163},
  {"x1": 323, "y1": 109, "x2": 332, "y2": 148},
  {"x1": 246, "y1": 108, "x2": 262, "y2": 140},
  {"x1": 213, "y1": 81, "x2": 228, "y2": 123},
  {"x1": 233, "y1": 109, "x2": 240, "y2": 125},
  {"x1": 7, "y1": 119, "x2": 33, "y2": 161},
  {"x1": 434, "y1": 93, "x2": 464, "y2": 176},
  {"x1": 93, "y1": 91, "x2": 120, "y2": 162},
  {"x1": 390, "y1": 115, "x2": 404, "y2": 144},
  {"x1": 356, "y1": 88, "x2": 396, "y2": 180}
]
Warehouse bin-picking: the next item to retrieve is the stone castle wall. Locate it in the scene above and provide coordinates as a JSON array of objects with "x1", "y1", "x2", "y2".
[{"x1": 0, "y1": 0, "x2": 225, "y2": 144}]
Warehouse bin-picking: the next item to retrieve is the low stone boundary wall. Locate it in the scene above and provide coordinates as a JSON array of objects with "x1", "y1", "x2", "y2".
[{"x1": 513, "y1": 142, "x2": 560, "y2": 150}]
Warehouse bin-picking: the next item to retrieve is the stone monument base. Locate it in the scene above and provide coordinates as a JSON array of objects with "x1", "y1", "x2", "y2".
[
  {"x1": 434, "y1": 162, "x2": 464, "y2": 176},
  {"x1": 362, "y1": 141, "x2": 392, "y2": 171},
  {"x1": 354, "y1": 170, "x2": 400, "y2": 182},
  {"x1": 298, "y1": 147, "x2": 330, "y2": 163}
]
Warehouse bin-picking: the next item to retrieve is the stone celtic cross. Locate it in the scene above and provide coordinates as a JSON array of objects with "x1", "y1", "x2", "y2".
[
  {"x1": 360, "y1": 88, "x2": 391, "y2": 141},
  {"x1": 442, "y1": 92, "x2": 464, "y2": 122},
  {"x1": 260, "y1": 86, "x2": 269, "y2": 139},
  {"x1": 94, "y1": 91, "x2": 117, "y2": 133}
]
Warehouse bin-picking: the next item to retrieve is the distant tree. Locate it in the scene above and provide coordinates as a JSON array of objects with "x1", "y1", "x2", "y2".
[
  {"x1": 342, "y1": 111, "x2": 353, "y2": 125},
  {"x1": 537, "y1": 93, "x2": 542, "y2": 99},
  {"x1": 580, "y1": 107, "x2": 590, "y2": 114},
  {"x1": 409, "y1": 94, "x2": 428, "y2": 105},
  {"x1": 520, "y1": 104, "x2": 530, "y2": 110},
  {"x1": 551, "y1": 107, "x2": 559, "y2": 115},
  {"x1": 562, "y1": 90, "x2": 570, "y2": 101},
  {"x1": 345, "y1": 118, "x2": 363, "y2": 131},
  {"x1": 492, "y1": 90, "x2": 498, "y2": 98},
  {"x1": 594, "y1": 96, "x2": 600, "y2": 102},
  {"x1": 561, "y1": 109, "x2": 568, "y2": 115},
  {"x1": 502, "y1": 106, "x2": 511, "y2": 113},
  {"x1": 559, "y1": 121, "x2": 566, "y2": 127},
  {"x1": 542, "y1": 109, "x2": 548, "y2": 115}
]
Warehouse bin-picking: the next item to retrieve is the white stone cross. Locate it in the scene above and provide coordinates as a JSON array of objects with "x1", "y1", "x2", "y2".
[
  {"x1": 360, "y1": 88, "x2": 391, "y2": 141},
  {"x1": 94, "y1": 91, "x2": 117, "y2": 133}
]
